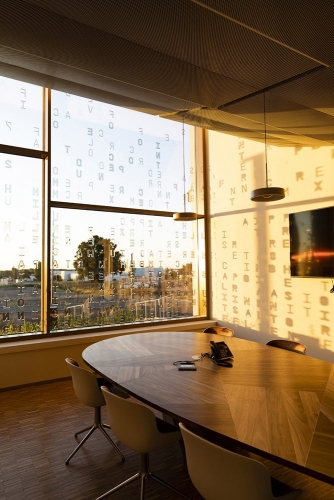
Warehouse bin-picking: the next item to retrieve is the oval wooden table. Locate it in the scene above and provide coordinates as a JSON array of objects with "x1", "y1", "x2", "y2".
[{"x1": 82, "y1": 331, "x2": 334, "y2": 485}]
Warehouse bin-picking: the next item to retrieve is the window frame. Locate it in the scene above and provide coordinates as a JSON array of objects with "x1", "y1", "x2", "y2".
[{"x1": 0, "y1": 85, "x2": 208, "y2": 342}]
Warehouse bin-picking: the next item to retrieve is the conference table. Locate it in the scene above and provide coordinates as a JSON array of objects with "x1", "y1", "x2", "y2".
[{"x1": 82, "y1": 331, "x2": 334, "y2": 485}]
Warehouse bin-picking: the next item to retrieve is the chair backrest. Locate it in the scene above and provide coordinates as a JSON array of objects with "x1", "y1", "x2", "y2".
[
  {"x1": 203, "y1": 326, "x2": 234, "y2": 337},
  {"x1": 266, "y1": 340, "x2": 306, "y2": 355},
  {"x1": 65, "y1": 358, "x2": 106, "y2": 408},
  {"x1": 101, "y1": 386, "x2": 181, "y2": 454},
  {"x1": 179, "y1": 423, "x2": 300, "y2": 500}
]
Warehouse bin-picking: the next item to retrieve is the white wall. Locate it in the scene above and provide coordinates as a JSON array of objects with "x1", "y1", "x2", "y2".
[{"x1": 208, "y1": 131, "x2": 334, "y2": 362}]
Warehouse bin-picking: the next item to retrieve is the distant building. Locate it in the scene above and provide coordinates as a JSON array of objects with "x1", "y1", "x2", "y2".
[{"x1": 52, "y1": 269, "x2": 78, "y2": 281}]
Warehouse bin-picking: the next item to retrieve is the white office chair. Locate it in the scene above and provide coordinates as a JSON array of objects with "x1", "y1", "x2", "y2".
[
  {"x1": 65, "y1": 358, "x2": 125, "y2": 464},
  {"x1": 179, "y1": 423, "x2": 302, "y2": 500},
  {"x1": 97, "y1": 386, "x2": 192, "y2": 500}
]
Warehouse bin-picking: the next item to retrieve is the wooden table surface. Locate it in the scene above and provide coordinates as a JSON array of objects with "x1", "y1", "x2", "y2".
[{"x1": 82, "y1": 331, "x2": 334, "y2": 485}]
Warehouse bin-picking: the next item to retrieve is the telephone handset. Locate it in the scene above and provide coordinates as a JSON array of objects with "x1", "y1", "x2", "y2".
[{"x1": 210, "y1": 340, "x2": 233, "y2": 367}]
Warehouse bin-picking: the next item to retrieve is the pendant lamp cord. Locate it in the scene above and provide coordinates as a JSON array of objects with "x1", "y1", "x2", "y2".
[
  {"x1": 264, "y1": 91, "x2": 268, "y2": 188},
  {"x1": 182, "y1": 117, "x2": 186, "y2": 212}
]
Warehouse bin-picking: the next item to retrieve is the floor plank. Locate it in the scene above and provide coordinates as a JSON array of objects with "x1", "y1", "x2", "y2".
[{"x1": 0, "y1": 379, "x2": 333, "y2": 499}]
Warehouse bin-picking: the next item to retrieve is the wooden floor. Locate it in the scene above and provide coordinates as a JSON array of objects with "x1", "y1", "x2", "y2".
[{"x1": 1, "y1": 379, "x2": 334, "y2": 500}]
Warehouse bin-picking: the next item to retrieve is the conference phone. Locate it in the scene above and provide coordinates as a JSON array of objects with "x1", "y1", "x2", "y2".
[{"x1": 210, "y1": 340, "x2": 233, "y2": 367}]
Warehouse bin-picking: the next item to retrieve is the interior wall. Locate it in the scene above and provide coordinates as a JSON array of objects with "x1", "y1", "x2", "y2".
[
  {"x1": 208, "y1": 131, "x2": 334, "y2": 362},
  {"x1": 0, "y1": 320, "x2": 214, "y2": 390}
]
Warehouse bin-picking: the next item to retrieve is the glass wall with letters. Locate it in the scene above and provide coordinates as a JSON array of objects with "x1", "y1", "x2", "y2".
[
  {"x1": 0, "y1": 76, "x2": 205, "y2": 338},
  {"x1": 0, "y1": 153, "x2": 43, "y2": 334},
  {"x1": 50, "y1": 209, "x2": 200, "y2": 330}
]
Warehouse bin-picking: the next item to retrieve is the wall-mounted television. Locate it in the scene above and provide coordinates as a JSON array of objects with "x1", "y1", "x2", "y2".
[{"x1": 289, "y1": 206, "x2": 334, "y2": 277}]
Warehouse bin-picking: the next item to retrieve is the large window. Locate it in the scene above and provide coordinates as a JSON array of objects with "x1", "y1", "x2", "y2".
[{"x1": 0, "y1": 76, "x2": 205, "y2": 338}]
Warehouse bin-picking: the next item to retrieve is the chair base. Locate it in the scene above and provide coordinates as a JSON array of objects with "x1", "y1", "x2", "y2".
[
  {"x1": 96, "y1": 453, "x2": 192, "y2": 500},
  {"x1": 65, "y1": 407, "x2": 125, "y2": 464}
]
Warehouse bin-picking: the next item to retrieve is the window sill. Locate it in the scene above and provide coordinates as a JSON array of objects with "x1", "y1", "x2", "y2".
[{"x1": 0, "y1": 319, "x2": 215, "y2": 354}]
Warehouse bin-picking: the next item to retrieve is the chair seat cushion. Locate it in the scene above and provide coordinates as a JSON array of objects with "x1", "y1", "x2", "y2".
[
  {"x1": 271, "y1": 476, "x2": 300, "y2": 497},
  {"x1": 96, "y1": 378, "x2": 130, "y2": 399},
  {"x1": 155, "y1": 417, "x2": 179, "y2": 433}
]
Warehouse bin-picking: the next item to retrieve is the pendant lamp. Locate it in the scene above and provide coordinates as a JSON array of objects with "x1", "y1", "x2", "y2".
[
  {"x1": 173, "y1": 119, "x2": 198, "y2": 221},
  {"x1": 250, "y1": 92, "x2": 285, "y2": 202}
]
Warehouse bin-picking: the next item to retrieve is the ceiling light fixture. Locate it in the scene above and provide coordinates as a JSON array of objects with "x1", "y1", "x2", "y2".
[
  {"x1": 250, "y1": 92, "x2": 285, "y2": 202},
  {"x1": 173, "y1": 118, "x2": 198, "y2": 221}
]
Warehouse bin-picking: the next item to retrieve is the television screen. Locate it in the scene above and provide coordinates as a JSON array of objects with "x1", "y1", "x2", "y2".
[{"x1": 289, "y1": 206, "x2": 334, "y2": 277}]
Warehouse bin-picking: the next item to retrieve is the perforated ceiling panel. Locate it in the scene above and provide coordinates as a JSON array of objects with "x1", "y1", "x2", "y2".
[{"x1": 0, "y1": 0, "x2": 334, "y2": 146}]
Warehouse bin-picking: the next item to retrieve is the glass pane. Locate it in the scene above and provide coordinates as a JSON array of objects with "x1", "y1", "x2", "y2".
[
  {"x1": 51, "y1": 91, "x2": 194, "y2": 212},
  {"x1": 0, "y1": 154, "x2": 43, "y2": 336},
  {"x1": 50, "y1": 208, "x2": 201, "y2": 330},
  {"x1": 0, "y1": 76, "x2": 43, "y2": 150}
]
